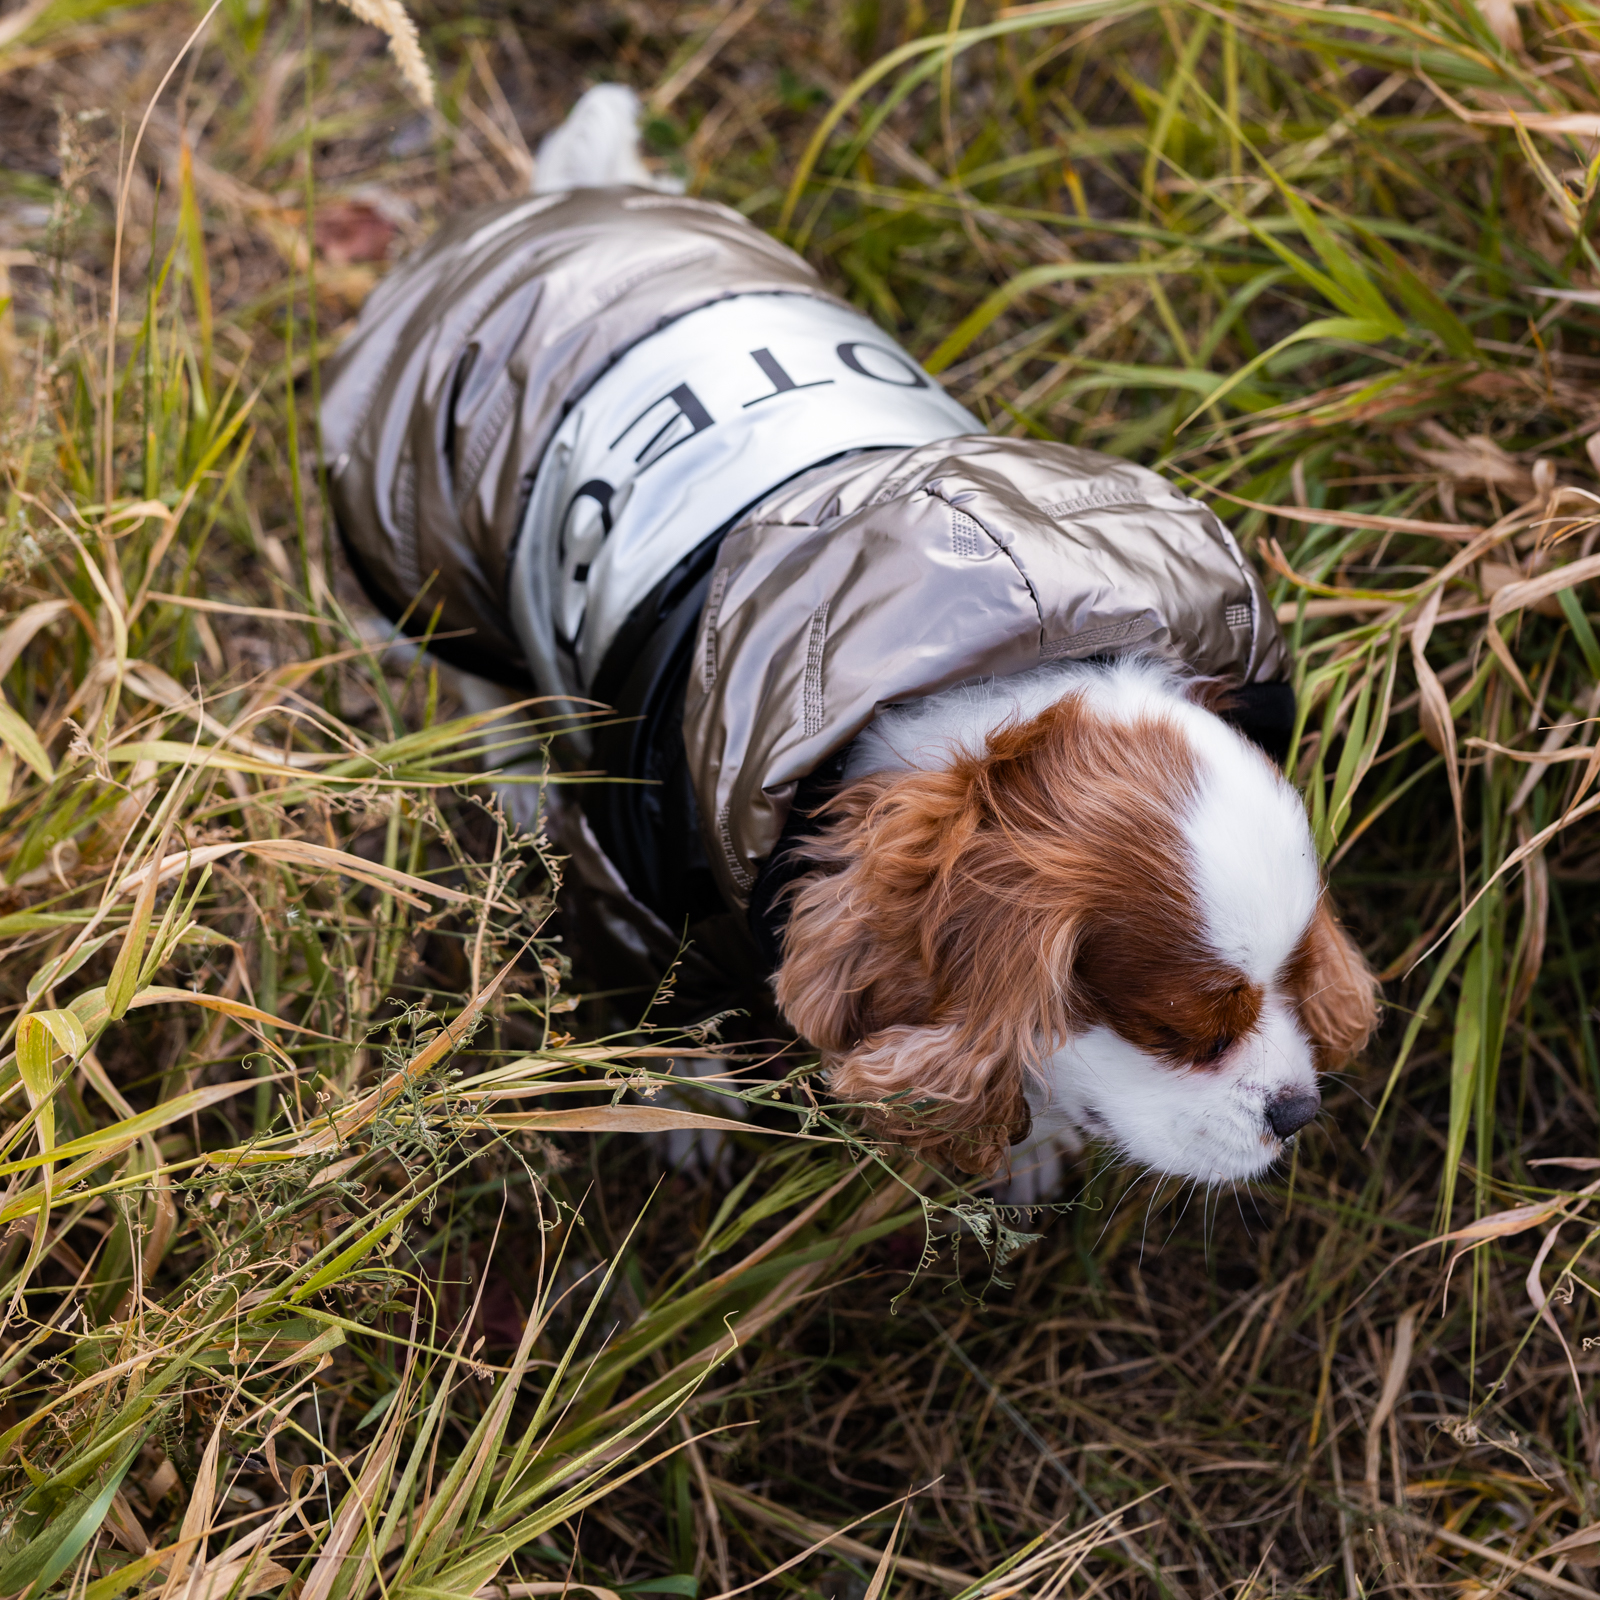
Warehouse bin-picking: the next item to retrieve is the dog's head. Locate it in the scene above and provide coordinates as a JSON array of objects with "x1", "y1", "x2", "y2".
[{"x1": 773, "y1": 663, "x2": 1378, "y2": 1182}]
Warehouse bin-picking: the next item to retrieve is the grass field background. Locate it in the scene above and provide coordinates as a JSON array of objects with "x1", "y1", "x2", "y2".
[{"x1": 3, "y1": 0, "x2": 1600, "y2": 1594}]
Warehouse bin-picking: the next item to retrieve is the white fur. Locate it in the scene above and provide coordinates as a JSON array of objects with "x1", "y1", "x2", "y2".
[
  {"x1": 851, "y1": 656, "x2": 1324, "y2": 1191},
  {"x1": 1176, "y1": 698, "x2": 1319, "y2": 986},
  {"x1": 1028, "y1": 998, "x2": 1317, "y2": 1187},
  {"x1": 533, "y1": 85, "x2": 683, "y2": 196},
  {"x1": 845, "y1": 659, "x2": 1096, "y2": 781}
]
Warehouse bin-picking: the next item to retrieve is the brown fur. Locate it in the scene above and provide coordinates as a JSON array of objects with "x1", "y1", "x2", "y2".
[
  {"x1": 774, "y1": 690, "x2": 1379, "y2": 1174},
  {"x1": 1281, "y1": 902, "x2": 1381, "y2": 1069}
]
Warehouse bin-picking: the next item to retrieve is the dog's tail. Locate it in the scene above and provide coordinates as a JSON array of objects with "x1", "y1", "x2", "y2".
[{"x1": 532, "y1": 85, "x2": 680, "y2": 195}]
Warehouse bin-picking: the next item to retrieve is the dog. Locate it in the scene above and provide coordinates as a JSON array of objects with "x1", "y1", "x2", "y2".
[{"x1": 321, "y1": 86, "x2": 1380, "y2": 1193}]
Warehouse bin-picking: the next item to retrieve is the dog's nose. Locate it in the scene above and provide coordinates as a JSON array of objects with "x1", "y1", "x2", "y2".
[{"x1": 1266, "y1": 1089, "x2": 1321, "y2": 1139}]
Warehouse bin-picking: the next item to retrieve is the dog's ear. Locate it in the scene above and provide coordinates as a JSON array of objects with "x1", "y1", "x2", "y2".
[
  {"x1": 774, "y1": 750, "x2": 1070, "y2": 1176},
  {"x1": 823, "y1": 1022, "x2": 1034, "y2": 1175},
  {"x1": 1292, "y1": 900, "x2": 1381, "y2": 1066},
  {"x1": 774, "y1": 767, "x2": 963, "y2": 1062}
]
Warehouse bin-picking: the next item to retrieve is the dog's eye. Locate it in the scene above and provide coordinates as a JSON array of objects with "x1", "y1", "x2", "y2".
[{"x1": 1150, "y1": 1027, "x2": 1235, "y2": 1066}]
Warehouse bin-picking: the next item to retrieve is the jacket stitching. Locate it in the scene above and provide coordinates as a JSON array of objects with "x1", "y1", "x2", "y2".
[
  {"x1": 950, "y1": 507, "x2": 984, "y2": 558},
  {"x1": 869, "y1": 467, "x2": 921, "y2": 505},
  {"x1": 1040, "y1": 616, "x2": 1150, "y2": 659},
  {"x1": 920, "y1": 482, "x2": 1043, "y2": 629},
  {"x1": 1041, "y1": 491, "x2": 1181, "y2": 518},
  {"x1": 587, "y1": 248, "x2": 713, "y2": 316},
  {"x1": 702, "y1": 568, "x2": 729, "y2": 690},
  {"x1": 338, "y1": 220, "x2": 540, "y2": 458},
  {"x1": 803, "y1": 602, "x2": 830, "y2": 736},
  {"x1": 1202, "y1": 506, "x2": 1263, "y2": 668},
  {"x1": 718, "y1": 805, "x2": 754, "y2": 892},
  {"x1": 454, "y1": 380, "x2": 518, "y2": 513},
  {"x1": 451, "y1": 246, "x2": 716, "y2": 517}
]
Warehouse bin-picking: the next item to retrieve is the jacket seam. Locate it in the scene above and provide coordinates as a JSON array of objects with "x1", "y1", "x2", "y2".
[
  {"x1": 1041, "y1": 490, "x2": 1177, "y2": 517},
  {"x1": 454, "y1": 380, "x2": 519, "y2": 514}
]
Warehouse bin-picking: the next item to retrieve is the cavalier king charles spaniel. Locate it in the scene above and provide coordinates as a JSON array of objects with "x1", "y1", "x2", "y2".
[{"x1": 776, "y1": 657, "x2": 1378, "y2": 1189}]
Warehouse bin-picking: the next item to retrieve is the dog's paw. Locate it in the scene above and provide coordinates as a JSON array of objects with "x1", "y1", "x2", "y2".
[
  {"x1": 991, "y1": 1126, "x2": 1084, "y2": 1208},
  {"x1": 658, "y1": 1123, "x2": 735, "y2": 1184},
  {"x1": 644, "y1": 1057, "x2": 749, "y2": 1183}
]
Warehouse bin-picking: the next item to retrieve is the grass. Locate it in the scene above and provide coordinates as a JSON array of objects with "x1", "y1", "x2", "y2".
[{"x1": 2, "y1": 0, "x2": 1600, "y2": 1594}]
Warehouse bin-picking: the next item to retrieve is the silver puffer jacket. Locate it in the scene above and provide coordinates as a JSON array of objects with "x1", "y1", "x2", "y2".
[
  {"x1": 688, "y1": 436, "x2": 1286, "y2": 909},
  {"x1": 321, "y1": 186, "x2": 1289, "y2": 940},
  {"x1": 321, "y1": 187, "x2": 829, "y2": 677}
]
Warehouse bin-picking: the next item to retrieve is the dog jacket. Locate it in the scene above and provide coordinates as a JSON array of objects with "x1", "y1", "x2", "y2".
[{"x1": 321, "y1": 187, "x2": 1291, "y2": 980}]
